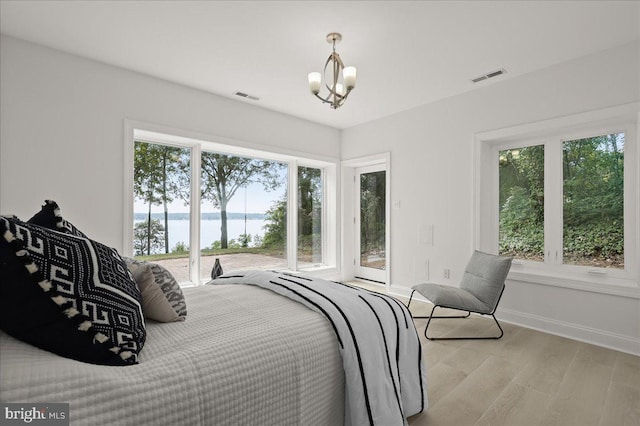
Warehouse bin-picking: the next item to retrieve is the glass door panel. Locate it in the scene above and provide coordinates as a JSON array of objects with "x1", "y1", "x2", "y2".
[{"x1": 355, "y1": 165, "x2": 386, "y2": 283}]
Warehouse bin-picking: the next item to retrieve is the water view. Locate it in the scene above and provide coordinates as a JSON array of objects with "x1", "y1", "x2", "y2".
[{"x1": 134, "y1": 213, "x2": 267, "y2": 252}]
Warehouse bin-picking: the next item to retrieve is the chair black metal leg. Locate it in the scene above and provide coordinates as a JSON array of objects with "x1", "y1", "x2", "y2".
[{"x1": 424, "y1": 305, "x2": 504, "y2": 341}]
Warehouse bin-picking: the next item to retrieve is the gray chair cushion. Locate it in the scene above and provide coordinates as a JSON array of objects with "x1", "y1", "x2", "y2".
[
  {"x1": 460, "y1": 251, "x2": 512, "y2": 312},
  {"x1": 412, "y1": 251, "x2": 512, "y2": 314},
  {"x1": 412, "y1": 283, "x2": 487, "y2": 312}
]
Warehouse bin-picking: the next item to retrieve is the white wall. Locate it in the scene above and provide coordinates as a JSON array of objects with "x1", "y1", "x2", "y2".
[
  {"x1": 341, "y1": 41, "x2": 640, "y2": 354},
  {"x1": 0, "y1": 36, "x2": 340, "y2": 250}
]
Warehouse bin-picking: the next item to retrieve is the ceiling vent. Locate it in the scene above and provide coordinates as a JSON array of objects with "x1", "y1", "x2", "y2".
[
  {"x1": 471, "y1": 68, "x2": 507, "y2": 83},
  {"x1": 233, "y1": 91, "x2": 260, "y2": 101}
]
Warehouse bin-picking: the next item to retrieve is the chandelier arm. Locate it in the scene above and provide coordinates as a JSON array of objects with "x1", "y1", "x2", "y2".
[{"x1": 313, "y1": 92, "x2": 335, "y2": 105}]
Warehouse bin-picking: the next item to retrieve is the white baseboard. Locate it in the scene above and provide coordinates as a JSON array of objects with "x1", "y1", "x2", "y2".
[
  {"x1": 388, "y1": 284, "x2": 640, "y2": 356},
  {"x1": 497, "y1": 307, "x2": 640, "y2": 356}
]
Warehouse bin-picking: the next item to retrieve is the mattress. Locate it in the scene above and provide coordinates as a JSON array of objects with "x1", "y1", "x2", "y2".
[{"x1": 0, "y1": 284, "x2": 345, "y2": 425}]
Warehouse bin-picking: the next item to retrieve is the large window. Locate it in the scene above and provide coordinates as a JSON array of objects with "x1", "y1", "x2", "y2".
[
  {"x1": 498, "y1": 135, "x2": 626, "y2": 269},
  {"x1": 126, "y1": 128, "x2": 336, "y2": 284},
  {"x1": 477, "y1": 106, "x2": 637, "y2": 290}
]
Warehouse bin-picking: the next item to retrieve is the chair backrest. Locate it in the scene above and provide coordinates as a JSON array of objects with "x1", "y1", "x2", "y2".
[{"x1": 459, "y1": 250, "x2": 513, "y2": 313}]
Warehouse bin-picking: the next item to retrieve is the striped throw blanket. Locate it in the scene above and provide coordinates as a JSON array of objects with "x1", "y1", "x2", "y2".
[{"x1": 211, "y1": 270, "x2": 427, "y2": 426}]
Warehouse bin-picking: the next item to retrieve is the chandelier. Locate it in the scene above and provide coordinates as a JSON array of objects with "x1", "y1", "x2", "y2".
[{"x1": 308, "y1": 32, "x2": 357, "y2": 109}]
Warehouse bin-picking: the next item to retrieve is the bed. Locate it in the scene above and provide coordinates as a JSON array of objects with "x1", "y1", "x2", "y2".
[
  {"x1": 0, "y1": 202, "x2": 426, "y2": 425},
  {"x1": 1, "y1": 284, "x2": 345, "y2": 425}
]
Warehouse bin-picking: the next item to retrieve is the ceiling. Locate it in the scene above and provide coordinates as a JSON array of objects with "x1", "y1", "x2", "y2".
[{"x1": 1, "y1": 1, "x2": 638, "y2": 130}]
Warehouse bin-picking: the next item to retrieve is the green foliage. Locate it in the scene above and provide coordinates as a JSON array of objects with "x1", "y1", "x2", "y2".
[
  {"x1": 260, "y1": 167, "x2": 324, "y2": 259},
  {"x1": 171, "y1": 241, "x2": 189, "y2": 254},
  {"x1": 237, "y1": 233, "x2": 252, "y2": 248},
  {"x1": 133, "y1": 219, "x2": 165, "y2": 256},
  {"x1": 262, "y1": 198, "x2": 286, "y2": 249},
  {"x1": 499, "y1": 134, "x2": 624, "y2": 267},
  {"x1": 297, "y1": 167, "x2": 323, "y2": 261},
  {"x1": 360, "y1": 171, "x2": 385, "y2": 256},
  {"x1": 499, "y1": 186, "x2": 544, "y2": 259}
]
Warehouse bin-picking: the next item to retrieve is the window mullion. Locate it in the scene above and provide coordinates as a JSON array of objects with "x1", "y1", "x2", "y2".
[
  {"x1": 287, "y1": 161, "x2": 298, "y2": 271},
  {"x1": 545, "y1": 139, "x2": 563, "y2": 265},
  {"x1": 321, "y1": 168, "x2": 328, "y2": 267},
  {"x1": 189, "y1": 143, "x2": 202, "y2": 284}
]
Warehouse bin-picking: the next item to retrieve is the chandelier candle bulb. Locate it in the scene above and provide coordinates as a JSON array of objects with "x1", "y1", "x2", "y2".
[
  {"x1": 343, "y1": 66, "x2": 357, "y2": 89},
  {"x1": 308, "y1": 72, "x2": 321, "y2": 94}
]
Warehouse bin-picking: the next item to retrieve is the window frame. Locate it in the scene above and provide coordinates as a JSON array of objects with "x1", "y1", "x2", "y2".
[
  {"x1": 474, "y1": 104, "x2": 639, "y2": 297},
  {"x1": 124, "y1": 121, "x2": 339, "y2": 285}
]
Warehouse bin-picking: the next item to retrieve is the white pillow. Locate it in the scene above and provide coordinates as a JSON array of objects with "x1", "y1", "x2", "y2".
[{"x1": 126, "y1": 259, "x2": 187, "y2": 322}]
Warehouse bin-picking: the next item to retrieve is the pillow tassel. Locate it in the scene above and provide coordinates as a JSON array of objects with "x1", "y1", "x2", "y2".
[
  {"x1": 51, "y1": 295, "x2": 68, "y2": 306},
  {"x1": 94, "y1": 332, "x2": 109, "y2": 344},
  {"x1": 25, "y1": 262, "x2": 38, "y2": 274},
  {"x1": 63, "y1": 307, "x2": 80, "y2": 318},
  {"x1": 78, "y1": 321, "x2": 92, "y2": 331},
  {"x1": 3, "y1": 229, "x2": 15, "y2": 242},
  {"x1": 39, "y1": 279, "x2": 53, "y2": 292}
]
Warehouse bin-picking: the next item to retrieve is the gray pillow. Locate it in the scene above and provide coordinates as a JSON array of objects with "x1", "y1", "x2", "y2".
[{"x1": 125, "y1": 258, "x2": 187, "y2": 322}]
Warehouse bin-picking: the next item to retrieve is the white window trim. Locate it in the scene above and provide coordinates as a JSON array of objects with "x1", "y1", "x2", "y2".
[
  {"x1": 123, "y1": 120, "x2": 340, "y2": 284},
  {"x1": 474, "y1": 103, "x2": 640, "y2": 299}
]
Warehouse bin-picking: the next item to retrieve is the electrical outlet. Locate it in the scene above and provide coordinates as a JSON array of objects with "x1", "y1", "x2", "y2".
[{"x1": 443, "y1": 268, "x2": 450, "y2": 279}]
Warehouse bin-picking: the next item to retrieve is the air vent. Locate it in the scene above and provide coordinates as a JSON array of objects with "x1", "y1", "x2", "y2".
[
  {"x1": 471, "y1": 68, "x2": 507, "y2": 83},
  {"x1": 233, "y1": 91, "x2": 260, "y2": 101}
]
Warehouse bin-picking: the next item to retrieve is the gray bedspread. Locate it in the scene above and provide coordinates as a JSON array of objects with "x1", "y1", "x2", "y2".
[{"x1": 0, "y1": 284, "x2": 344, "y2": 425}]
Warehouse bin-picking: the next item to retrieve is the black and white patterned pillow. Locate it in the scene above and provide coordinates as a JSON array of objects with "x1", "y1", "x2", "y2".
[
  {"x1": 125, "y1": 258, "x2": 187, "y2": 321},
  {"x1": 27, "y1": 199, "x2": 88, "y2": 238},
  {"x1": 0, "y1": 216, "x2": 146, "y2": 365}
]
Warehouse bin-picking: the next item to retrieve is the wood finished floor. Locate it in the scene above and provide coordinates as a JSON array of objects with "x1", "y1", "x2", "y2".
[{"x1": 350, "y1": 281, "x2": 640, "y2": 426}]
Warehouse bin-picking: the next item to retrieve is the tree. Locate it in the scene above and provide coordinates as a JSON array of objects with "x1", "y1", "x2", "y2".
[
  {"x1": 134, "y1": 143, "x2": 162, "y2": 255},
  {"x1": 498, "y1": 145, "x2": 545, "y2": 260},
  {"x1": 201, "y1": 153, "x2": 284, "y2": 248},
  {"x1": 562, "y1": 134, "x2": 624, "y2": 265},
  {"x1": 298, "y1": 167, "x2": 322, "y2": 232},
  {"x1": 297, "y1": 167, "x2": 322, "y2": 259},
  {"x1": 134, "y1": 142, "x2": 189, "y2": 254},
  {"x1": 498, "y1": 134, "x2": 624, "y2": 267},
  {"x1": 262, "y1": 197, "x2": 287, "y2": 250},
  {"x1": 133, "y1": 219, "x2": 165, "y2": 256},
  {"x1": 360, "y1": 171, "x2": 385, "y2": 258}
]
